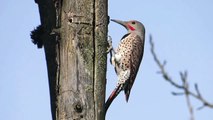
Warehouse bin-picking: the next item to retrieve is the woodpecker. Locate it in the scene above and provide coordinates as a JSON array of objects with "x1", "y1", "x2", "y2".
[{"x1": 105, "y1": 19, "x2": 145, "y2": 113}]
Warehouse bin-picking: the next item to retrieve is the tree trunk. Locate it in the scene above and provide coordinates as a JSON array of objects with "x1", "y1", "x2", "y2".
[{"x1": 34, "y1": 0, "x2": 108, "y2": 120}]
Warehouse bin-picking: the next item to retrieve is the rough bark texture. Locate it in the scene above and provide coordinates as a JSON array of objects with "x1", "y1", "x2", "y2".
[{"x1": 34, "y1": 0, "x2": 108, "y2": 120}]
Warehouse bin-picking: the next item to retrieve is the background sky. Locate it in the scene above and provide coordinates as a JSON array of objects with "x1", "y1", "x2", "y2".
[{"x1": 0, "y1": 0, "x2": 213, "y2": 120}]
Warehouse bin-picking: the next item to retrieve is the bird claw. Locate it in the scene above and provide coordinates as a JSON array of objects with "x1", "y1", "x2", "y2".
[{"x1": 106, "y1": 36, "x2": 113, "y2": 53}]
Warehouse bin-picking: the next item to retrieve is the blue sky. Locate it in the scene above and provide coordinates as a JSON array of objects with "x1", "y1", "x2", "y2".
[{"x1": 0, "y1": 0, "x2": 213, "y2": 120}]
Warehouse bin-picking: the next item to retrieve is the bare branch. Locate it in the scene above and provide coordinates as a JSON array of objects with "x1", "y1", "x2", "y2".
[
  {"x1": 180, "y1": 71, "x2": 194, "y2": 120},
  {"x1": 149, "y1": 34, "x2": 213, "y2": 119}
]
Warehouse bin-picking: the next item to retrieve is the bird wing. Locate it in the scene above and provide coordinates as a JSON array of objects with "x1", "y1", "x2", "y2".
[{"x1": 123, "y1": 34, "x2": 145, "y2": 102}]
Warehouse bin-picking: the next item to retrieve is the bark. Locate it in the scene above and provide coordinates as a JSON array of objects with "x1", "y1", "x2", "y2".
[{"x1": 33, "y1": 0, "x2": 108, "y2": 120}]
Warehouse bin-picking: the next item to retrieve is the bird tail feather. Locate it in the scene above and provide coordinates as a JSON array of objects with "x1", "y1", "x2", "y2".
[{"x1": 105, "y1": 84, "x2": 122, "y2": 115}]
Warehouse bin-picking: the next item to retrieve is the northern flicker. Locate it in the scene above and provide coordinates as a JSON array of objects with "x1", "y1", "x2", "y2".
[{"x1": 105, "y1": 19, "x2": 145, "y2": 113}]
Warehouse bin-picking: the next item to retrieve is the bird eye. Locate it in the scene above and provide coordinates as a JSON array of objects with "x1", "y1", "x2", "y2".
[{"x1": 132, "y1": 21, "x2": 136, "y2": 24}]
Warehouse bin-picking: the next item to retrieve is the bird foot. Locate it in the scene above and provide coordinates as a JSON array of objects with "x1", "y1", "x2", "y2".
[{"x1": 106, "y1": 36, "x2": 113, "y2": 53}]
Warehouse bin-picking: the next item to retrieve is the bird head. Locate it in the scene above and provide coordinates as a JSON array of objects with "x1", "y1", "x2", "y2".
[{"x1": 111, "y1": 19, "x2": 145, "y2": 36}]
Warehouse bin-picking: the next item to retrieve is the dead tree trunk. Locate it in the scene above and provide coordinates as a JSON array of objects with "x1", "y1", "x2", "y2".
[{"x1": 32, "y1": 0, "x2": 108, "y2": 120}]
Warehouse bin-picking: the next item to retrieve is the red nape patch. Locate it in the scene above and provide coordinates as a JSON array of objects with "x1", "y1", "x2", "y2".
[{"x1": 127, "y1": 24, "x2": 135, "y2": 31}]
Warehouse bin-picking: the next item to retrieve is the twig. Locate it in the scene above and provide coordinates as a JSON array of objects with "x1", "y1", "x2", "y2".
[
  {"x1": 181, "y1": 71, "x2": 194, "y2": 120},
  {"x1": 149, "y1": 34, "x2": 213, "y2": 119}
]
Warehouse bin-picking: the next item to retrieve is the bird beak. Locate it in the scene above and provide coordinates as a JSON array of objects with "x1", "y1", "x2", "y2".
[{"x1": 111, "y1": 19, "x2": 127, "y2": 29}]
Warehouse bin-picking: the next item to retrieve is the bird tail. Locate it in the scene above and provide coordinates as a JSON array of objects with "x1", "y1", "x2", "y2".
[
  {"x1": 105, "y1": 84, "x2": 122, "y2": 115},
  {"x1": 124, "y1": 89, "x2": 130, "y2": 102}
]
